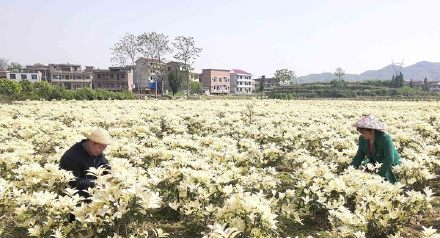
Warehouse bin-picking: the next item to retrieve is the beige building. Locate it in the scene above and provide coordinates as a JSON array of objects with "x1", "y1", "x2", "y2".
[
  {"x1": 254, "y1": 77, "x2": 280, "y2": 89},
  {"x1": 0, "y1": 70, "x2": 7, "y2": 79},
  {"x1": 93, "y1": 67, "x2": 134, "y2": 92},
  {"x1": 134, "y1": 58, "x2": 161, "y2": 93},
  {"x1": 134, "y1": 59, "x2": 197, "y2": 94},
  {"x1": 25, "y1": 64, "x2": 51, "y2": 81},
  {"x1": 202, "y1": 69, "x2": 231, "y2": 95},
  {"x1": 50, "y1": 64, "x2": 93, "y2": 90},
  {"x1": 163, "y1": 61, "x2": 187, "y2": 93}
]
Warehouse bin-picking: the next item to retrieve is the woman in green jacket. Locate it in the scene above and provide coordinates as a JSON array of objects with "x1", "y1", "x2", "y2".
[{"x1": 351, "y1": 115, "x2": 401, "y2": 184}]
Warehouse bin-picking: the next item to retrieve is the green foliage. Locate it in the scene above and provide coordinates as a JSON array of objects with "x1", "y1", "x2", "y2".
[
  {"x1": 189, "y1": 81, "x2": 202, "y2": 95},
  {"x1": 390, "y1": 72, "x2": 404, "y2": 88},
  {"x1": 0, "y1": 79, "x2": 135, "y2": 101},
  {"x1": 9, "y1": 62, "x2": 23, "y2": 70},
  {"x1": 73, "y1": 87, "x2": 95, "y2": 100},
  {"x1": 258, "y1": 75, "x2": 266, "y2": 100},
  {"x1": 0, "y1": 79, "x2": 22, "y2": 99},
  {"x1": 274, "y1": 68, "x2": 295, "y2": 85},
  {"x1": 330, "y1": 79, "x2": 347, "y2": 88},
  {"x1": 396, "y1": 86, "x2": 418, "y2": 96},
  {"x1": 18, "y1": 80, "x2": 38, "y2": 100},
  {"x1": 267, "y1": 79, "x2": 440, "y2": 99},
  {"x1": 168, "y1": 71, "x2": 182, "y2": 96}
]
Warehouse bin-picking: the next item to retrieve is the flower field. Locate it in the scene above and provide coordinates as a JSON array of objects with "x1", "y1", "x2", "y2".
[{"x1": 0, "y1": 99, "x2": 439, "y2": 238}]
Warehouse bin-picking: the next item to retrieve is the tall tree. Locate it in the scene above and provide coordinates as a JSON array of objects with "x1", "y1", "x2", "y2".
[
  {"x1": 110, "y1": 33, "x2": 140, "y2": 67},
  {"x1": 423, "y1": 77, "x2": 429, "y2": 91},
  {"x1": 138, "y1": 32, "x2": 172, "y2": 95},
  {"x1": 274, "y1": 68, "x2": 295, "y2": 85},
  {"x1": 259, "y1": 75, "x2": 265, "y2": 100},
  {"x1": 172, "y1": 36, "x2": 202, "y2": 97},
  {"x1": 334, "y1": 67, "x2": 345, "y2": 81},
  {"x1": 391, "y1": 72, "x2": 404, "y2": 88},
  {"x1": 0, "y1": 58, "x2": 8, "y2": 70},
  {"x1": 168, "y1": 71, "x2": 182, "y2": 96}
]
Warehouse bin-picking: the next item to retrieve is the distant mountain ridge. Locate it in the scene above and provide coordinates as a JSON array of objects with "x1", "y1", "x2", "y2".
[{"x1": 297, "y1": 61, "x2": 440, "y2": 83}]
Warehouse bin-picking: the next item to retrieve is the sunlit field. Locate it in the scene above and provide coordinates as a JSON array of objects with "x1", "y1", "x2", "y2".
[{"x1": 1, "y1": 99, "x2": 439, "y2": 238}]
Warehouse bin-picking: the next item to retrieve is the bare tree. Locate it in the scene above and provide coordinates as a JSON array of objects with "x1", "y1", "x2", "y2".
[
  {"x1": 110, "y1": 33, "x2": 140, "y2": 67},
  {"x1": 172, "y1": 36, "x2": 202, "y2": 97},
  {"x1": 334, "y1": 67, "x2": 345, "y2": 80},
  {"x1": 138, "y1": 32, "x2": 172, "y2": 95},
  {"x1": 0, "y1": 58, "x2": 8, "y2": 70}
]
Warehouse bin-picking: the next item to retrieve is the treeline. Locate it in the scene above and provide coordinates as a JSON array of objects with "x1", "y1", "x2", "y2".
[
  {"x1": 268, "y1": 80, "x2": 440, "y2": 99},
  {"x1": 0, "y1": 79, "x2": 135, "y2": 101}
]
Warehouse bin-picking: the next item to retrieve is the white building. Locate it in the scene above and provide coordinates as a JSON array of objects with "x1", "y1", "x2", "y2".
[
  {"x1": 230, "y1": 69, "x2": 254, "y2": 94},
  {"x1": 6, "y1": 71, "x2": 42, "y2": 82}
]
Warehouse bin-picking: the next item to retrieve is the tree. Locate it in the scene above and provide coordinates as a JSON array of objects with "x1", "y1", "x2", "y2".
[
  {"x1": 0, "y1": 79, "x2": 22, "y2": 98},
  {"x1": 138, "y1": 32, "x2": 172, "y2": 96},
  {"x1": 172, "y1": 36, "x2": 202, "y2": 98},
  {"x1": 423, "y1": 77, "x2": 429, "y2": 92},
  {"x1": 190, "y1": 81, "x2": 202, "y2": 95},
  {"x1": 168, "y1": 71, "x2": 182, "y2": 96},
  {"x1": 0, "y1": 58, "x2": 8, "y2": 70},
  {"x1": 9, "y1": 62, "x2": 23, "y2": 70},
  {"x1": 110, "y1": 33, "x2": 140, "y2": 67},
  {"x1": 390, "y1": 72, "x2": 404, "y2": 88},
  {"x1": 334, "y1": 67, "x2": 345, "y2": 81},
  {"x1": 330, "y1": 79, "x2": 347, "y2": 88},
  {"x1": 259, "y1": 75, "x2": 265, "y2": 100},
  {"x1": 274, "y1": 68, "x2": 295, "y2": 86}
]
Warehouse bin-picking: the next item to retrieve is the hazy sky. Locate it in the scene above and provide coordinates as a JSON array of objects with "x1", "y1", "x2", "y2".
[{"x1": 1, "y1": 0, "x2": 440, "y2": 77}]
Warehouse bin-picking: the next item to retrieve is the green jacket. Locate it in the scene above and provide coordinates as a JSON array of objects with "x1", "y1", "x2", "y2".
[{"x1": 351, "y1": 132, "x2": 401, "y2": 183}]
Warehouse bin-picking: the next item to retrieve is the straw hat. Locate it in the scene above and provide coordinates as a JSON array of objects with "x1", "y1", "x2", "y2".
[
  {"x1": 82, "y1": 128, "x2": 113, "y2": 145},
  {"x1": 353, "y1": 115, "x2": 385, "y2": 131}
]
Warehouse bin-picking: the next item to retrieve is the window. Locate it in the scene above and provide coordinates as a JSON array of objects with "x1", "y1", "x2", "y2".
[
  {"x1": 21, "y1": 74, "x2": 27, "y2": 79},
  {"x1": 31, "y1": 74, "x2": 37, "y2": 80},
  {"x1": 10, "y1": 74, "x2": 16, "y2": 79},
  {"x1": 110, "y1": 74, "x2": 114, "y2": 78},
  {"x1": 97, "y1": 74, "x2": 101, "y2": 78},
  {"x1": 120, "y1": 74, "x2": 125, "y2": 78}
]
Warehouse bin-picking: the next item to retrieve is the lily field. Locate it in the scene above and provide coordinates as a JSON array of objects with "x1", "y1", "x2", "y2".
[{"x1": 0, "y1": 99, "x2": 439, "y2": 238}]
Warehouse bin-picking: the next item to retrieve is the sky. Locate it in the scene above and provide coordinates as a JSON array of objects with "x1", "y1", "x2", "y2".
[{"x1": 1, "y1": 0, "x2": 440, "y2": 77}]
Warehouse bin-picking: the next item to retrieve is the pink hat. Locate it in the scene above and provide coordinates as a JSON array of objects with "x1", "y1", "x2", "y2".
[{"x1": 354, "y1": 115, "x2": 385, "y2": 131}]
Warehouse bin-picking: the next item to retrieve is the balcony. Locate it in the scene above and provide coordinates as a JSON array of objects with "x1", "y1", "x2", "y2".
[{"x1": 51, "y1": 78, "x2": 92, "y2": 83}]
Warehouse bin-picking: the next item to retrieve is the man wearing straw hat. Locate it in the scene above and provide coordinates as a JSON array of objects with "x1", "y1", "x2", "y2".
[
  {"x1": 351, "y1": 115, "x2": 401, "y2": 184},
  {"x1": 60, "y1": 127, "x2": 112, "y2": 197}
]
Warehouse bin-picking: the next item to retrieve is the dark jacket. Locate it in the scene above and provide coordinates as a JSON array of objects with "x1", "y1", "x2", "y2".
[
  {"x1": 60, "y1": 139, "x2": 110, "y2": 197},
  {"x1": 351, "y1": 131, "x2": 401, "y2": 183}
]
